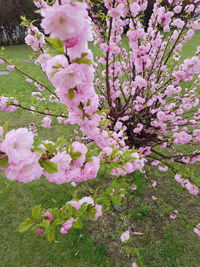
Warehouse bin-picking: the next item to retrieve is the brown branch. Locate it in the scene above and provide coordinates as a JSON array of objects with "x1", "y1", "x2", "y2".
[
  {"x1": 11, "y1": 103, "x2": 68, "y2": 118},
  {"x1": 0, "y1": 56, "x2": 58, "y2": 99}
]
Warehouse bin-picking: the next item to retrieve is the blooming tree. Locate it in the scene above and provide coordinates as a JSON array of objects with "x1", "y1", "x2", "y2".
[{"x1": 0, "y1": 0, "x2": 200, "y2": 262}]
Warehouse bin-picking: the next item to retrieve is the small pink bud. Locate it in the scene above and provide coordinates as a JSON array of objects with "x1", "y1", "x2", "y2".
[
  {"x1": 35, "y1": 228, "x2": 44, "y2": 234},
  {"x1": 44, "y1": 211, "x2": 53, "y2": 223},
  {"x1": 64, "y1": 38, "x2": 78, "y2": 49}
]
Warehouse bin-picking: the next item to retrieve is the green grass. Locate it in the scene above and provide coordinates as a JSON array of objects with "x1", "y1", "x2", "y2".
[
  {"x1": 0, "y1": 32, "x2": 200, "y2": 267},
  {"x1": 132, "y1": 169, "x2": 200, "y2": 267},
  {"x1": 181, "y1": 31, "x2": 200, "y2": 61}
]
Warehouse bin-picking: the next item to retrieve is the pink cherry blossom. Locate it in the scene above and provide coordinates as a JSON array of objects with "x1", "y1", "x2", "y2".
[
  {"x1": 94, "y1": 204, "x2": 102, "y2": 220},
  {"x1": 60, "y1": 217, "x2": 74, "y2": 235},
  {"x1": 41, "y1": 2, "x2": 87, "y2": 41},
  {"x1": 67, "y1": 200, "x2": 81, "y2": 211},
  {"x1": 108, "y1": 4, "x2": 125, "y2": 19},
  {"x1": 158, "y1": 166, "x2": 168, "y2": 172},
  {"x1": 70, "y1": 141, "x2": 88, "y2": 168},
  {"x1": 120, "y1": 230, "x2": 130, "y2": 242},
  {"x1": 0, "y1": 128, "x2": 34, "y2": 163},
  {"x1": 152, "y1": 195, "x2": 157, "y2": 201},
  {"x1": 7, "y1": 65, "x2": 15, "y2": 72},
  {"x1": 131, "y1": 185, "x2": 137, "y2": 191},
  {"x1": 75, "y1": 157, "x2": 100, "y2": 182},
  {"x1": 130, "y1": 2, "x2": 141, "y2": 17},
  {"x1": 193, "y1": 223, "x2": 200, "y2": 238},
  {"x1": 170, "y1": 209, "x2": 178, "y2": 219},
  {"x1": 175, "y1": 174, "x2": 199, "y2": 195},
  {"x1": 25, "y1": 29, "x2": 45, "y2": 51},
  {"x1": 4, "y1": 153, "x2": 43, "y2": 183},
  {"x1": 42, "y1": 117, "x2": 52, "y2": 128},
  {"x1": 174, "y1": 6, "x2": 182, "y2": 14},
  {"x1": 45, "y1": 152, "x2": 72, "y2": 184},
  {"x1": 151, "y1": 181, "x2": 157, "y2": 188},
  {"x1": 34, "y1": 0, "x2": 48, "y2": 8},
  {"x1": 79, "y1": 196, "x2": 94, "y2": 206}
]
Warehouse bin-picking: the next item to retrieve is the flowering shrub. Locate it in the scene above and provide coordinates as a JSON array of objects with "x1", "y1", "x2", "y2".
[{"x1": 0, "y1": 0, "x2": 200, "y2": 264}]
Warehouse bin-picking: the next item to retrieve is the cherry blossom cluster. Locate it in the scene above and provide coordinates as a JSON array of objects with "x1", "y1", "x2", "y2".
[
  {"x1": 0, "y1": 96, "x2": 19, "y2": 112},
  {"x1": 0, "y1": 128, "x2": 43, "y2": 182},
  {"x1": 91, "y1": 0, "x2": 200, "y2": 194},
  {"x1": 0, "y1": 126, "x2": 101, "y2": 184},
  {"x1": 20, "y1": 196, "x2": 102, "y2": 240},
  {"x1": 44, "y1": 141, "x2": 100, "y2": 184},
  {"x1": 25, "y1": 25, "x2": 45, "y2": 51},
  {"x1": 175, "y1": 174, "x2": 199, "y2": 195},
  {"x1": 1, "y1": 0, "x2": 144, "y2": 187}
]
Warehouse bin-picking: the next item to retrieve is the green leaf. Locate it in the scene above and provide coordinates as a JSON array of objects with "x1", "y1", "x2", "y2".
[
  {"x1": 76, "y1": 203, "x2": 88, "y2": 217},
  {"x1": 46, "y1": 37, "x2": 63, "y2": 48},
  {"x1": 18, "y1": 218, "x2": 33, "y2": 233},
  {"x1": 68, "y1": 88, "x2": 75, "y2": 100},
  {"x1": 51, "y1": 208, "x2": 60, "y2": 218},
  {"x1": 46, "y1": 37, "x2": 64, "y2": 51},
  {"x1": 111, "y1": 195, "x2": 122, "y2": 205},
  {"x1": 81, "y1": 52, "x2": 89, "y2": 58},
  {"x1": 20, "y1": 15, "x2": 26, "y2": 22},
  {"x1": 0, "y1": 156, "x2": 9, "y2": 168},
  {"x1": 78, "y1": 58, "x2": 92, "y2": 65},
  {"x1": 69, "y1": 145, "x2": 74, "y2": 154},
  {"x1": 32, "y1": 147, "x2": 46, "y2": 155},
  {"x1": 52, "y1": 64, "x2": 63, "y2": 69},
  {"x1": 99, "y1": 119, "x2": 111, "y2": 126},
  {"x1": 73, "y1": 217, "x2": 83, "y2": 229},
  {"x1": 43, "y1": 143, "x2": 56, "y2": 154},
  {"x1": 32, "y1": 205, "x2": 42, "y2": 220},
  {"x1": 3, "y1": 121, "x2": 9, "y2": 136},
  {"x1": 89, "y1": 208, "x2": 96, "y2": 220},
  {"x1": 71, "y1": 152, "x2": 82, "y2": 160},
  {"x1": 53, "y1": 218, "x2": 65, "y2": 226},
  {"x1": 110, "y1": 148, "x2": 119, "y2": 159},
  {"x1": 72, "y1": 57, "x2": 92, "y2": 65},
  {"x1": 36, "y1": 33, "x2": 43, "y2": 40},
  {"x1": 56, "y1": 137, "x2": 67, "y2": 147},
  {"x1": 40, "y1": 219, "x2": 50, "y2": 229},
  {"x1": 39, "y1": 160, "x2": 58, "y2": 174},
  {"x1": 20, "y1": 16, "x2": 30, "y2": 27},
  {"x1": 61, "y1": 204, "x2": 73, "y2": 219},
  {"x1": 78, "y1": 104, "x2": 83, "y2": 110},
  {"x1": 47, "y1": 227, "x2": 55, "y2": 243}
]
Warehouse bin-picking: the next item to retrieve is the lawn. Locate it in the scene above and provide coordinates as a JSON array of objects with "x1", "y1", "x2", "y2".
[{"x1": 0, "y1": 32, "x2": 200, "y2": 267}]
